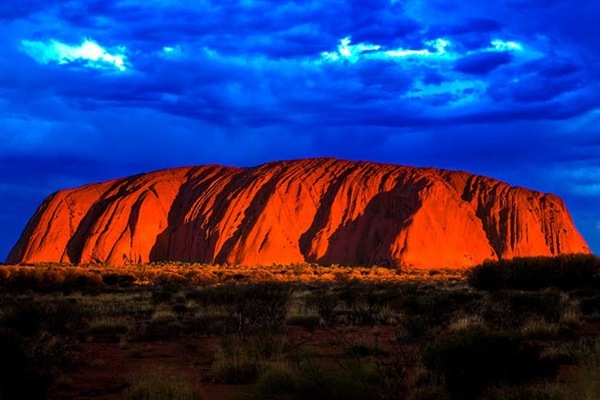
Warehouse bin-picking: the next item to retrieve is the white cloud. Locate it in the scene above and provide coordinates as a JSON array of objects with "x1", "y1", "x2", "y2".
[
  {"x1": 321, "y1": 37, "x2": 381, "y2": 62},
  {"x1": 21, "y1": 38, "x2": 127, "y2": 71},
  {"x1": 321, "y1": 37, "x2": 454, "y2": 63},
  {"x1": 596, "y1": 221, "x2": 600, "y2": 231},
  {"x1": 487, "y1": 39, "x2": 546, "y2": 61},
  {"x1": 321, "y1": 36, "x2": 536, "y2": 66},
  {"x1": 386, "y1": 38, "x2": 452, "y2": 58},
  {"x1": 490, "y1": 39, "x2": 523, "y2": 52},
  {"x1": 160, "y1": 45, "x2": 184, "y2": 59}
]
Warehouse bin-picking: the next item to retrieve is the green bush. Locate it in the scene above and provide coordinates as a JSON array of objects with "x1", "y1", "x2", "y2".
[
  {"x1": 210, "y1": 335, "x2": 289, "y2": 385},
  {"x1": 483, "y1": 290, "x2": 565, "y2": 329},
  {"x1": 332, "y1": 360, "x2": 380, "y2": 400},
  {"x1": 253, "y1": 362, "x2": 298, "y2": 398},
  {"x1": 423, "y1": 327, "x2": 556, "y2": 400},
  {"x1": 396, "y1": 289, "x2": 483, "y2": 337},
  {"x1": 467, "y1": 254, "x2": 600, "y2": 291},
  {"x1": 1, "y1": 299, "x2": 84, "y2": 336},
  {"x1": 307, "y1": 289, "x2": 339, "y2": 326},
  {"x1": 232, "y1": 283, "x2": 294, "y2": 335},
  {"x1": 125, "y1": 374, "x2": 202, "y2": 400},
  {"x1": 210, "y1": 354, "x2": 261, "y2": 384}
]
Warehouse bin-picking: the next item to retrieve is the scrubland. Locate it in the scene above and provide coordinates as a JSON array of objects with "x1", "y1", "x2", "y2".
[{"x1": 0, "y1": 254, "x2": 599, "y2": 400}]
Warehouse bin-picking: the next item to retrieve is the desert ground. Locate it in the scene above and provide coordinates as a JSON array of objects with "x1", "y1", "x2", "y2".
[{"x1": 1, "y1": 255, "x2": 599, "y2": 400}]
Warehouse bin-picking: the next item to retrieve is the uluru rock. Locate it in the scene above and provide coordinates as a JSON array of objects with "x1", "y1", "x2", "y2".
[{"x1": 7, "y1": 158, "x2": 590, "y2": 269}]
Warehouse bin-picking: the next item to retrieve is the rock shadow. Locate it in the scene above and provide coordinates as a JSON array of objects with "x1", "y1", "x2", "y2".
[
  {"x1": 65, "y1": 177, "x2": 141, "y2": 263},
  {"x1": 149, "y1": 166, "x2": 245, "y2": 263},
  {"x1": 315, "y1": 180, "x2": 426, "y2": 267}
]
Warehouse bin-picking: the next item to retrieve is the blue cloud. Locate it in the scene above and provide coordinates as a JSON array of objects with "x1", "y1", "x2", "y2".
[
  {"x1": 454, "y1": 51, "x2": 513, "y2": 74},
  {"x1": 446, "y1": 18, "x2": 503, "y2": 34},
  {"x1": 1, "y1": 0, "x2": 600, "y2": 260}
]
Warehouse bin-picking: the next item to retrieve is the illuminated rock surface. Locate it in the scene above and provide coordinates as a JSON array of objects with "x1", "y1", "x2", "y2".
[{"x1": 8, "y1": 158, "x2": 590, "y2": 268}]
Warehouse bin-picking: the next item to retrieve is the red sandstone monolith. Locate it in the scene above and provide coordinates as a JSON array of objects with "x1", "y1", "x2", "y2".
[{"x1": 7, "y1": 158, "x2": 590, "y2": 268}]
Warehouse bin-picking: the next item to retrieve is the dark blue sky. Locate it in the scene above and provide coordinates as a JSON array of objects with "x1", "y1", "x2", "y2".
[{"x1": 2, "y1": 0, "x2": 599, "y2": 262}]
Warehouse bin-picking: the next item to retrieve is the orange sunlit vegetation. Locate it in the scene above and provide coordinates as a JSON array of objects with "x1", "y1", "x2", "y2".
[{"x1": 0, "y1": 263, "x2": 465, "y2": 291}]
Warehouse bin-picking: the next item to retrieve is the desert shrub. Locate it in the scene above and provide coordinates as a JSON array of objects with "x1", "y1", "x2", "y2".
[
  {"x1": 1, "y1": 300, "x2": 46, "y2": 336},
  {"x1": 478, "y1": 385, "x2": 563, "y2": 400},
  {"x1": 253, "y1": 362, "x2": 299, "y2": 398},
  {"x1": 210, "y1": 334, "x2": 290, "y2": 385},
  {"x1": 234, "y1": 283, "x2": 293, "y2": 335},
  {"x1": 0, "y1": 298, "x2": 84, "y2": 337},
  {"x1": 407, "y1": 386, "x2": 451, "y2": 400},
  {"x1": 579, "y1": 294, "x2": 600, "y2": 319},
  {"x1": 49, "y1": 299, "x2": 86, "y2": 333},
  {"x1": 184, "y1": 284, "x2": 237, "y2": 305},
  {"x1": 87, "y1": 317, "x2": 130, "y2": 335},
  {"x1": 294, "y1": 355, "x2": 335, "y2": 400},
  {"x1": 540, "y1": 339, "x2": 600, "y2": 399},
  {"x1": 125, "y1": 373, "x2": 202, "y2": 400},
  {"x1": 102, "y1": 272, "x2": 136, "y2": 287},
  {"x1": 370, "y1": 343, "x2": 422, "y2": 400},
  {"x1": 188, "y1": 309, "x2": 234, "y2": 335},
  {"x1": 28, "y1": 331, "x2": 81, "y2": 372},
  {"x1": 567, "y1": 338, "x2": 600, "y2": 366},
  {"x1": 447, "y1": 314, "x2": 486, "y2": 332},
  {"x1": 337, "y1": 284, "x2": 363, "y2": 309},
  {"x1": 520, "y1": 317, "x2": 560, "y2": 340},
  {"x1": 186, "y1": 283, "x2": 293, "y2": 334},
  {"x1": 152, "y1": 272, "x2": 188, "y2": 288},
  {"x1": 286, "y1": 314, "x2": 320, "y2": 330},
  {"x1": 295, "y1": 356, "x2": 380, "y2": 400},
  {"x1": 423, "y1": 327, "x2": 556, "y2": 400},
  {"x1": 61, "y1": 269, "x2": 103, "y2": 288},
  {"x1": 342, "y1": 342, "x2": 388, "y2": 358},
  {"x1": 336, "y1": 282, "x2": 402, "y2": 309},
  {"x1": 2, "y1": 267, "x2": 103, "y2": 292},
  {"x1": 0, "y1": 329, "x2": 52, "y2": 400},
  {"x1": 402, "y1": 315, "x2": 434, "y2": 339},
  {"x1": 151, "y1": 308, "x2": 178, "y2": 325},
  {"x1": 210, "y1": 352, "x2": 262, "y2": 384},
  {"x1": 306, "y1": 288, "x2": 339, "y2": 326},
  {"x1": 293, "y1": 340, "x2": 418, "y2": 400},
  {"x1": 0, "y1": 267, "x2": 9, "y2": 284},
  {"x1": 483, "y1": 290, "x2": 565, "y2": 329},
  {"x1": 151, "y1": 289, "x2": 173, "y2": 304},
  {"x1": 144, "y1": 312, "x2": 182, "y2": 340},
  {"x1": 468, "y1": 254, "x2": 600, "y2": 291},
  {"x1": 560, "y1": 372, "x2": 600, "y2": 400},
  {"x1": 396, "y1": 289, "x2": 483, "y2": 337},
  {"x1": 332, "y1": 359, "x2": 380, "y2": 400}
]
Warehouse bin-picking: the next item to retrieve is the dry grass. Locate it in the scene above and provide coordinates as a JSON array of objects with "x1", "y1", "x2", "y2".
[
  {"x1": 1, "y1": 258, "x2": 598, "y2": 400},
  {"x1": 125, "y1": 371, "x2": 202, "y2": 400},
  {"x1": 0, "y1": 263, "x2": 466, "y2": 290}
]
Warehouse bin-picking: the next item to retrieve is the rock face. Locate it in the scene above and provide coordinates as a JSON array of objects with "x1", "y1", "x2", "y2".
[{"x1": 7, "y1": 158, "x2": 590, "y2": 269}]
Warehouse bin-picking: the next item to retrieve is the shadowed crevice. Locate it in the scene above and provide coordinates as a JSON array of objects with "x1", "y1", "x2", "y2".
[
  {"x1": 298, "y1": 164, "x2": 362, "y2": 262},
  {"x1": 65, "y1": 178, "x2": 136, "y2": 264},
  {"x1": 318, "y1": 176, "x2": 426, "y2": 267},
  {"x1": 149, "y1": 166, "x2": 245, "y2": 263},
  {"x1": 214, "y1": 166, "x2": 286, "y2": 264}
]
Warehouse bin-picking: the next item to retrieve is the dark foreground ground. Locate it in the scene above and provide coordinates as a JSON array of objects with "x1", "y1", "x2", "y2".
[{"x1": 0, "y1": 254, "x2": 599, "y2": 400}]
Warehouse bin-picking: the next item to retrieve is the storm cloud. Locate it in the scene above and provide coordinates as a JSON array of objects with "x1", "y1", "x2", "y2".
[{"x1": 1, "y1": 0, "x2": 599, "y2": 260}]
